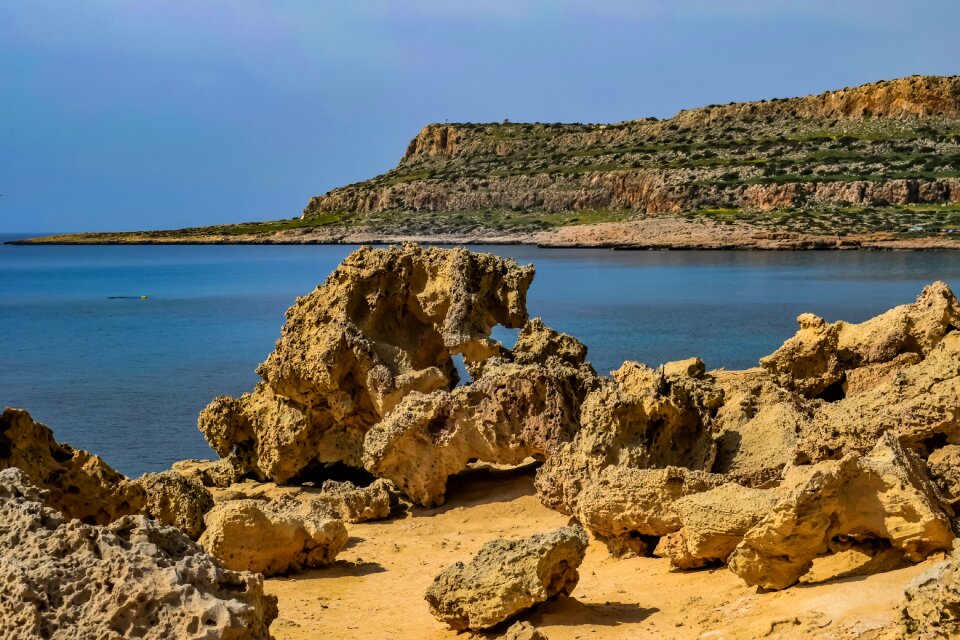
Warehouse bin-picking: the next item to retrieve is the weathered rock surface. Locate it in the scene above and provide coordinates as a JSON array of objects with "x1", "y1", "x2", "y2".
[
  {"x1": 900, "y1": 539, "x2": 960, "y2": 639},
  {"x1": 425, "y1": 524, "x2": 588, "y2": 630},
  {"x1": 709, "y1": 368, "x2": 809, "y2": 487},
  {"x1": 797, "y1": 329, "x2": 960, "y2": 463},
  {"x1": 656, "y1": 483, "x2": 779, "y2": 569},
  {"x1": 760, "y1": 281, "x2": 960, "y2": 399},
  {"x1": 728, "y1": 435, "x2": 953, "y2": 590},
  {"x1": 574, "y1": 466, "x2": 727, "y2": 556},
  {"x1": 199, "y1": 496, "x2": 348, "y2": 576},
  {"x1": 0, "y1": 468, "x2": 277, "y2": 639},
  {"x1": 0, "y1": 407, "x2": 145, "y2": 524},
  {"x1": 135, "y1": 471, "x2": 215, "y2": 539},
  {"x1": 199, "y1": 244, "x2": 534, "y2": 484},
  {"x1": 535, "y1": 360, "x2": 722, "y2": 515}
]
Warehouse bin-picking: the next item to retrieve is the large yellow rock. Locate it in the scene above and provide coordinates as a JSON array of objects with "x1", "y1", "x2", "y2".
[{"x1": 198, "y1": 244, "x2": 534, "y2": 484}]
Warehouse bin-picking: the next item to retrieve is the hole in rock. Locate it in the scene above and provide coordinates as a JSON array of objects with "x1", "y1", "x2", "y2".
[
  {"x1": 492, "y1": 326, "x2": 521, "y2": 351},
  {"x1": 451, "y1": 354, "x2": 471, "y2": 387},
  {"x1": 289, "y1": 461, "x2": 377, "y2": 487},
  {"x1": 920, "y1": 432, "x2": 949, "y2": 457},
  {"x1": 816, "y1": 378, "x2": 846, "y2": 403}
]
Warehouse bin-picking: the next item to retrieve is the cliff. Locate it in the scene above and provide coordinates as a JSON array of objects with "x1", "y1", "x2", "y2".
[{"x1": 303, "y1": 76, "x2": 960, "y2": 224}]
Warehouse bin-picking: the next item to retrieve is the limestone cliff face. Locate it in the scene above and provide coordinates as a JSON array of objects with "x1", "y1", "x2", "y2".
[{"x1": 304, "y1": 76, "x2": 960, "y2": 221}]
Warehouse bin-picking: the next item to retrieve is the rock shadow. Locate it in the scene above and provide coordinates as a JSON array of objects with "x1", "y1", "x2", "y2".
[
  {"x1": 415, "y1": 461, "x2": 540, "y2": 519},
  {"x1": 526, "y1": 595, "x2": 659, "y2": 628},
  {"x1": 288, "y1": 560, "x2": 386, "y2": 581}
]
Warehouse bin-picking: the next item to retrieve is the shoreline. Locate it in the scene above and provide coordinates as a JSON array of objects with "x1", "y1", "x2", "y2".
[{"x1": 10, "y1": 213, "x2": 960, "y2": 251}]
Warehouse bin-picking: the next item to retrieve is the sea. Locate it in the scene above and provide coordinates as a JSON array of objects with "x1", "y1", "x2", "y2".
[{"x1": 3, "y1": 233, "x2": 959, "y2": 477}]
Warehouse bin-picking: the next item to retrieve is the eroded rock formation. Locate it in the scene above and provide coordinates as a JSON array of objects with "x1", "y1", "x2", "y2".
[
  {"x1": 425, "y1": 524, "x2": 588, "y2": 631},
  {"x1": 0, "y1": 468, "x2": 277, "y2": 639},
  {"x1": 728, "y1": 435, "x2": 953, "y2": 590},
  {"x1": 364, "y1": 321, "x2": 594, "y2": 506},
  {"x1": 535, "y1": 359, "x2": 722, "y2": 516},
  {"x1": 199, "y1": 496, "x2": 348, "y2": 576},
  {"x1": 199, "y1": 244, "x2": 534, "y2": 484},
  {"x1": 760, "y1": 281, "x2": 960, "y2": 399},
  {"x1": 0, "y1": 408, "x2": 145, "y2": 524}
]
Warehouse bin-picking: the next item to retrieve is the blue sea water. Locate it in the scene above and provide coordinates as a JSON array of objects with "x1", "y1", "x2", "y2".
[{"x1": 2, "y1": 233, "x2": 960, "y2": 477}]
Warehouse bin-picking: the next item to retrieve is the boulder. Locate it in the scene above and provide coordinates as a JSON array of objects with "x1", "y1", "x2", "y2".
[
  {"x1": 900, "y1": 539, "x2": 960, "y2": 639},
  {"x1": 0, "y1": 468, "x2": 277, "y2": 639},
  {"x1": 0, "y1": 407, "x2": 145, "y2": 524},
  {"x1": 199, "y1": 496, "x2": 348, "y2": 576},
  {"x1": 760, "y1": 281, "x2": 960, "y2": 398},
  {"x1": 535, "y1": 360, "x2": 722, "y2": 515},
  {"x1": 728, "y1": 434, "x2": 953, "y2": 590},
  {"x1": 135, "y1": 471, "x2": 215, "y2": 539},
  {"x1": 425, "y1": 524, "x2": 588, "y2": 631},
  {"x1": 198, "y1": 244, "x2": 534, "y2": 483}
]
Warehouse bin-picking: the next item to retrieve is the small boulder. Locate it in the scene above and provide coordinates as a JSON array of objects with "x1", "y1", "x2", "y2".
[
  {"x1": 199, "y1": 497, "x2": 348, "y2": 576},
  {"x1": 503, "y1": 620, "x2": 549, "y2": 640},
  {"x1": 135, "y1": 470, "x2": 215, "y2": 539},
  {"x1": 573, "y1": 466, "x2": 727, "y2": 556},
  {"x1": 728, "y1": 434, "x2": 953, "y2": 590},
  {"x1": 425, "y1": 524, "x2": 588, "y2": 631},
  {"x1": 655, "y1": 483, "x2": 778, "y2": 569}
]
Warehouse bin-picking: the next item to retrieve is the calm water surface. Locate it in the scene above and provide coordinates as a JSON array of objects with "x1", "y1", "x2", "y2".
[{"x1": 2, "y1": 234, "x2": 959, "y2": 476}]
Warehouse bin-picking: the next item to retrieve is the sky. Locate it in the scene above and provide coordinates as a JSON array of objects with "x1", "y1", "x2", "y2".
[{"x1": 1, "y1": 1, "x2": 959, "y2": 233}]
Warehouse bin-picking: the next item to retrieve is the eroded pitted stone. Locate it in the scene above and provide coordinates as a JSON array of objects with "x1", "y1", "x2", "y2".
[
  {"x1": 425, "y1": 524, "x2": 588, "y2": 631},
  {"x1": 709, "y1": 368, "x2": 810, "y2": 487},
  {"x1": 797, "y1": 331, "x2": 960, "y2": 463},
  {"x1": 0, "y1": 468, "x2": 277, "y2": 639},
  {"x1": 760, "y1": 281, "x2": 960, "y2": 398},
  {"x1": 199, "y1": 496, "x2": 348, "y2": 576},
  {"x1": 728, "y1": 434, "x2": 953, "y2": 590},
  {"x1": 535, "y1": 360, "x2": 723, "y2": 515},
  {"x1": 574, "y1": 466, "x2": 727, "y2": 556},
  {"x1": 655, "y1": 482, "x2": 779, "y2": 569},
  {"x1": 0, "y1": 408, "x2": 145, "y2": 524},
  {"x1": 900, "y1": 539, "x2": 960, "y2": 639},
  {"x1": 198, "y1": 244, "x2": 534, "y2": 484}
]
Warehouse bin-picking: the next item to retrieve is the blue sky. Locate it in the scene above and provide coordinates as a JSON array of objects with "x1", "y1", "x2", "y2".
[{"x1": 1, "y1": 1, "x2": 958, "y2": 233}]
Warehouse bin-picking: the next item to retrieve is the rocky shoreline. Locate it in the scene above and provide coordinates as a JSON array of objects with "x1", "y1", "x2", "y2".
[
  {"x1": 5, "y1": 243, "x2": 960, "y2": 638},
  {"x1": 11, "y1": 215, "x2": 960, "y2": 250}
]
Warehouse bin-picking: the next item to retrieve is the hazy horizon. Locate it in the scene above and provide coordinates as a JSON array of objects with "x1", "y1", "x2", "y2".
[{"x1": 2, "y1": 1, "x2": 959, "y2": 233}]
